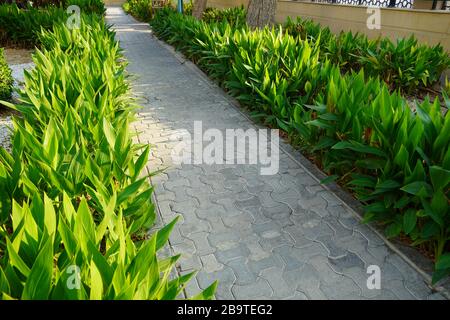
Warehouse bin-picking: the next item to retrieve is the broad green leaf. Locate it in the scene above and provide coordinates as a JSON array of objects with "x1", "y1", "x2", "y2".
[
  {"x1": 22, "y1": 237, "x2": 53, "y2": 300},
  {"x1": 400, "y1": 181, "x2": 432, "y2": 198},
  {"x1": 90, "y1": 260, "x2": 103, "y2": 300},
  {"x1": 156, "y1": 216, "x2": 179, "y2": 251},
  {"x1": 429, "y1": 166, "x2": 450, "y2": 191},
  {"x1": 191, "y1": 281, "x2": 218, "y2": 300},
  {"x1": 6, "y1": 238, "x2": 31, "y2": 278},
  {"x1": 403, "y1": 209, "x2": 417, "y2": 235}
]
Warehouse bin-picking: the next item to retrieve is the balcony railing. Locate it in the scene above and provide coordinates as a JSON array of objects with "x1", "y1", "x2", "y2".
[{"x1": 309, "y1": 0, "x2": 450, "y2": 10}]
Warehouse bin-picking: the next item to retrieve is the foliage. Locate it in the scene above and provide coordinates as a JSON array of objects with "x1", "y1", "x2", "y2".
[
  {"x1": 284, "y1": 17, "x2": 450, "y2": 94},
  {"x1": 444, "y1": 76, "x2": 450, "y2": 97},
  {"x1": 0, "y1": 13, "x2": 216, "y2": 300},
  {"x1": 0, "y1": 1, "x2": 105, "y2": 47},
  {"x1": 123, "y1": 0, "x2": 171, "y2": 21},
  {"x1": 0, "y1": 4, "x2": 66, "y2": 47},
  {"x1": 150, "y1": 8, "x2": 450, "y2": 283},
  {"x1": 202, "y1": 6, "x2": 246, "y2": 27},
  {"x1": 0, "y1": 48, "x2": 12, "y2": 101},
  {"x1": 66, "y1": 0, "x2": 106, "y2": 14},
  {"x1": 0, "y1": 0, "x2": 105, "y2": 14}
]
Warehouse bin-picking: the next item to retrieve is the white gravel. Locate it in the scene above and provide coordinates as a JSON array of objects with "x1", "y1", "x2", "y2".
[
  {"x1": 0, "y1": 115, "x2": 13, "y2": 153},
  {"x1": 0, "y1": 62, "x2": 35, "y2": 152}
]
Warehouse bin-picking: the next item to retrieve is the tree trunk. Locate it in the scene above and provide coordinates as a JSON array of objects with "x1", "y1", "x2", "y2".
[
  {"x1": 246, "y1": 0, "x2": 277, "y2": 28},
  {"x1": 192, "y1": 0, "x2": 208, "y2": 19}
]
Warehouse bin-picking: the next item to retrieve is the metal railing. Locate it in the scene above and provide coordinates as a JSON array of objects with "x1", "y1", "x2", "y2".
[{"x1": 309, "y1": 0, "x2": 450, "y2": 9}]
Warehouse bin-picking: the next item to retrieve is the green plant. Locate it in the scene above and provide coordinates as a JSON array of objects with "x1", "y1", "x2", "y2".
[
  {"x1": 0, "y1": 193, "x2": 217, "y2": 299},
  {"x1": 444, "y1": 76, "x2": 450, "y2": 98},
  {"x1": 283, "y1": 16, "x2": 450, "y2": 95},
  {"x1": 202, "y1": 6, "x2": 246, "y2": 27},
  {"x1": 0, "y1": 4, "x2": 66, "y2": 47},
  {"x1": 123, "y1": 0, "x2": 171, "y2": 21},
  {"x1": 0, "y1": 12, "x2": 216, "y2": 300},
  {"x1": 359, "y1": 36, "x2": 450, "y2": 94},
  {"x1": 0, "y1": 0, "x2": 105, "y2": 13},
  {"x1": 0, "y1": 1, "x2": 105, "y2": 47},
  {"x1": 0, "y1": 48, "x2": 12, "y2": 100},
  {"x1": 67, "y1": 0, "x2": 106, "y2": 15}
]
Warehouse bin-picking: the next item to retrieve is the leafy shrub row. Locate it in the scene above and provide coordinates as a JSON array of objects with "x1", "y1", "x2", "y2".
[
  {"x1": 0, "y1": 4, "x2": 64, "y2": 47},
  {"x1": 202, "y1": 6, "x2": 246, "y2": 27},
  {"x1": 149, "y1": 8, "x2": 450, "y2": 283},
  {"x1": 123, "y1": 1, "x2": 245, "y2": 26},
  {"x1": 0, "y1": 48, "x2": 12, "y2": 100},
  {"x1": 0, "y1": 1, "x2": 105, "y2": 47},
  {"x1": 0, "y1": 11, "x2": 216, "y2": 299},
  {"x1": 0, "y1": 0, "x2": 105, "y2": 13},
  {"x1": 284, "y1": 17, "x2": 450, "y2": 94},
  {"x1": 122, "y1": 0, "x2": 172, "y2": 21},
  {"x1": 124, "y1": 2, "x2": 449, "y2": 95}
]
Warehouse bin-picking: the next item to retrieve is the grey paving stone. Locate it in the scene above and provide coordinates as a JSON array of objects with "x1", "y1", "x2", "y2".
[
  {"x1": 295, "y1": 264, "x2": 327, "y2": 300},
  {"x1": 197, "y1": 266, "x2": 237, "y2": 290},
  {"x1": 260, "y1": 267, "x2": 296, "y2": 299},
  {"x1": 226, "y1": 257, "x2": 257, "y2": 285},
  {"x1": 187, "y1": 232, "x2": 216, "y2": 256},
  {"x1": 242, "y1": 234, "x2": 272, "y2": 261},
  {"x1": 427, "y1": 292, "x2": 447, "y2": 300},
  {"x1": 285, "y1": 291, "x2": 309, "y2": 300},
  {"x1": 234, "y1": 196, "x2": 262, "y2": 209},
  {"x1": 316, "y1": 235, "x2": 348, "y2": 259},
  {"x1": 214, "y1": 282, "x2": 235, "y2": 300},
  {"x1": 309, "y1": 255, "x2": 347, "y2": 285},
  {"x1": 273, "y1": 245, "x2": 306, "y2": 271},
  {"x1": 328, "y1": 251, "x2": 366, "y2": 272},
  {"x1": 201, "y1": 254, "x2": 224, "y2": 273},
  {"x1": 207, "y1": 231, "x2": 241, "y2": 250},
  {"x1": 320, "y1": 278, "x2": 361, "y2": 300},
  {"x1": 248, "y1": 255, "x2": 285, "y2": 275},
  {"x1": 215, "y1": 243, "x2": 251, "y2": 264},
  {"x1": 323, "y1": 215, "x2": 353, "y2": 239},
  {"x1": 232, "y1": 279, "x2": 273, "y2": 300},
  {"x1": 182, "y1": 272, "x2": 203, "y2": 298},
  {"x1": 384, "y1": 279, "x2": 417, "y2": 300}
]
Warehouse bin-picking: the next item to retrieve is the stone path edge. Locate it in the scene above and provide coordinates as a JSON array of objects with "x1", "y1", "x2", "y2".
[{"x1": 124, "y1": 13, "x2": 450, "y2": 298}]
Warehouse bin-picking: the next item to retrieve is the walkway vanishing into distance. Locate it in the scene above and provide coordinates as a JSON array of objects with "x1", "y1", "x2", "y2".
[{"x1": 106, "y1": 7, "x2": 445, "y2": 300}]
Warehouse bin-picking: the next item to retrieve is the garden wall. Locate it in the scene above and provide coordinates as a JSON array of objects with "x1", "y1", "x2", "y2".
[
  {"x1": 207, "y1": 0, "x2": 450, "y2": 51},
  {"x1": 104, "y1": 0, "x2": 126, "y2": 5}
]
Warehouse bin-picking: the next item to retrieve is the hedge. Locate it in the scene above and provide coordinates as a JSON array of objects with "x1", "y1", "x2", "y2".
[
  {"x1": 0, "y1": 48, "x2": 12, "y2": 100},
  {"x1": 0, "y1": 7, "x2": 216, "y2": 299}
]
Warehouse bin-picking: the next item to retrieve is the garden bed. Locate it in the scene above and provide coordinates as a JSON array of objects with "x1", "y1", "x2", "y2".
[{"x1": 0, "y1": 2, "x2": 216, "y2": 300}]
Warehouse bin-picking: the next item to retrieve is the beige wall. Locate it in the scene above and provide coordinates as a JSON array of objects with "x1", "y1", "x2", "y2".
[
  {"x1": 207, "y1": 0, "x2": 249, "y2": 9},
  {"x1": 104, "y1": 0, "x2": 126, "y2": 5},
  {"x1": 206, "y1": 0, "x2": 450, "y2": 51}
]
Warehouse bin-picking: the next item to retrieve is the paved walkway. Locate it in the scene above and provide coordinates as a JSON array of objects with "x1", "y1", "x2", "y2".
[{"x1": 106, "y1": 7, "x2": 445, "y2": 300}]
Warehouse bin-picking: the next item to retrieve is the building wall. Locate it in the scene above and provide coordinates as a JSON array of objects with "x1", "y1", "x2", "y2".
[{"x1": 104, "y1": 0, "x2": 126, "y2": 5}]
